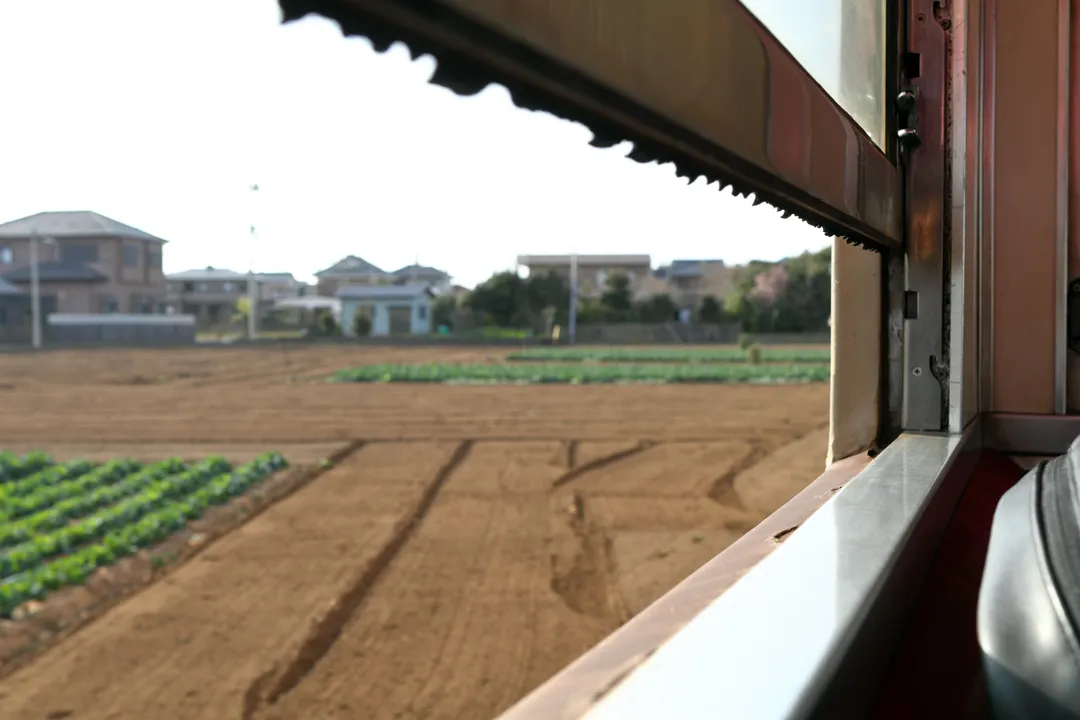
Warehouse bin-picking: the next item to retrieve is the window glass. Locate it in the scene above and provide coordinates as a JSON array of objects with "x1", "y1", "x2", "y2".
[
  {"x1": 122, "y1": 244, "x2": 139, "y2": 267},
  {"x1": 61, "y1": 243, "x2": 99, "y2": 264},
  {"x1": 0, "y1": 246, "x2": 12, "y2": 264},
  {"x1": 739, "y1": 0, "x2": 887, "y2": 147}
]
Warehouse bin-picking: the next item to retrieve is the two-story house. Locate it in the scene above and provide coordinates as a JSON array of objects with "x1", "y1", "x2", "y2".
[
  {"x1": 314, "y1": 255, "x2": 388, "y2": 297},
  {"x1": 391, "y1": 263, "x2": 452, "y2": 294},
  {"x1": 0, "y1": 211, "x2": 167, "y2": 314},
  {"x1": 653, "y1": 259, "x2": 734, "y2": 310},
  {"x1": 314, "y1": 256, "x2": 453, "y2": 296},
  {"x1": 166, "y1": 267, "x2": 249, "y2": 327},
  {"x1": 516, "y1": 254, "x2": 652, "y2": 299},
  {"x1": 257, "y1": 272, "x2": 307, "y2": 300},
  {"x1": 166, "y1": 267, "x2": 302, "y2": 328}
]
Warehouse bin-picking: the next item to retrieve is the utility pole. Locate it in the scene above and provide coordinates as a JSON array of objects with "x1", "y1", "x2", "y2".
[
  {"x1": 248, "y1": 183, "x2": 259, "y2": 340},
  {"x1": 29, "y1": 227, "x2": 41, "y2": 350},
  {"x1": 568, "y1": 251, "x2": 578, "y2": 345}
]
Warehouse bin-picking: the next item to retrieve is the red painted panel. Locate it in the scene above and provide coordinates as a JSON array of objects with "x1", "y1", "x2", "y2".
[{"x1": 872, "y1": 451, "x2": 1026, "y2": 719}]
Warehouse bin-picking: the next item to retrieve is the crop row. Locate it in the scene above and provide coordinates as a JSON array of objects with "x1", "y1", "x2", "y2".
[
  {"x1": 1, "y1": 459, "x2": 100, "y2": 499},
  {"x1": 0, "y1": 451, "x2": 288, "y2": 617},
  {"x1": 0, "y1": 451, "x2": 53, "y2": 484},
  {"x1": 506, "y1": 347, "x2": 831, "y2": 364},
  {"x1": 0, "y1": 458, "x2": 199, "y2": 552},
  {"x1": 331, "y1": 362, "x2": 831, "y2": 384},
  {"x1": 0, "y1": 459, "x2": 145, "y2": 521}
]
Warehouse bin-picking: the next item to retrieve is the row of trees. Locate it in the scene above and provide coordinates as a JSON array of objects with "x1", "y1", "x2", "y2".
[{"x1": 435, "y1": 247, "x2": 831, "y2": 335}]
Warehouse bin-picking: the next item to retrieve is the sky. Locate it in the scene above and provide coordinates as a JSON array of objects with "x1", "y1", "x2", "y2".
[{"x1": 0, "y1": 0, "x2": 844, "y2": 288}]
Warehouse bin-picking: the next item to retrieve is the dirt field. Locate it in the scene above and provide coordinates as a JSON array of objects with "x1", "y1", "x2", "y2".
[{"x1": 0, "y1": 346, "x2": 829, "y2": 720}]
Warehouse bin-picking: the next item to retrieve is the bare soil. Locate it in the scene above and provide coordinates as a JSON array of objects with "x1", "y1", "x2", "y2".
[{"x1": 0, "y1": 346, "x2": 829, "y2": 720}]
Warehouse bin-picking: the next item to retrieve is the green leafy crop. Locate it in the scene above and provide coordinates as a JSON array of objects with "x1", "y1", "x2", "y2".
[
  {"x1": 0, "y1": 451, "x2": 288, "y2": 617},
  {"x1": 505, "y1": 347, "x2": 831, "y2": 364},
  {"x1": 331, "y1": 362, "x2": 830, "y2": 385}
]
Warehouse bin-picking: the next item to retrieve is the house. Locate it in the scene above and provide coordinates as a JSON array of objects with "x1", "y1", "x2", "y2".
[
  {"x1": 166, "y1": 267, "x2": 249, "y2": 326},
  {"x1": 256, "y1": 272, "x2": 306, "y2": 300},
  {"x1": 272, "y1": 295, "x2": 342, "y2": 327},
  {"x1": 654, "y1": 259, "x2": 734, "y2": 310},
  {"x1": 0, "y1": 211, "x2": 167, "y2": 314},
  {"x1": 314, "y1": 255, "x2": 388, "y2": 296},
  {"x1": 166, "y1": 267, "x2": 303, "y2": 327},
  {"x1": 448, "y1": 284, "x2": 471, "y2": 303},
  {"x1": 516, "y1": 254, "x2": 652, "y2": 298},
  {"x1": 391, "y1": 263, "x2": 452, "y2": 293},
  {"x1": 337, "y1": 284, "x2": 433, "y2": 337}
]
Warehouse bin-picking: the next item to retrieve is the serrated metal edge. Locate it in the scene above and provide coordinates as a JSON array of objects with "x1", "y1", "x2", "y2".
[{"x1": 278, "y1": 0, "x2": 883, "y2": 254}]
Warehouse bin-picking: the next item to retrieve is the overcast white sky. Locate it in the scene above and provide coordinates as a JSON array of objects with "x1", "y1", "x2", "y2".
[{"x1": 0, "y1": 0, "x2": 842, "y2": 288}]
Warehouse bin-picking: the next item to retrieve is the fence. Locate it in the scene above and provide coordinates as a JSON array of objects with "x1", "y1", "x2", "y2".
[
  {"x1": 0, "y1": 295, "x2": 57, "y2": 344},
  {"x1": 45, "y1": 314, "x2": 196, "y2": 346},
  {"x1": 748, "y1": 332, "x2": 831, "y2": 345},
  {"x1": 573, "y1": 322, "x2": 742, "y2": 344}
]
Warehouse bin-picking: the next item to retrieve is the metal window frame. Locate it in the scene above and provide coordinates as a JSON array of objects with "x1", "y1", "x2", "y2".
[{"x1": 901, "y1": 0, "x2": 948, "y2": 433}]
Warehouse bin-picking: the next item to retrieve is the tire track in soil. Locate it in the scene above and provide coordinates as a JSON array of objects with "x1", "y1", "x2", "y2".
[
  {"x1": 248, "y1": 439, "x2": 475, "y2": 716},
  {"x1": 565, "y1": 440, "x2": 578, "y2": 469},
  {"x1": 550, "y1": 493, "x2": 629, "y2": 624},
  {"x1": 552, "y1": 441, "x2": 654, "y2": 489},
  {"x1": 706, "y1": 422, "x2": 830, "y2": 508},
  {"x1": 706, "y1": 444, "x2": 768, "y2": 510}
]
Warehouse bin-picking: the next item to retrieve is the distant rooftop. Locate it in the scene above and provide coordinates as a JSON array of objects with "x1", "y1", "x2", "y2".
[
  {"x1": 315, "y1": 255, "x2": 386, "y2": 277},
  {"x1": 167, "y1": 267, "x2": 247, "y2": 281},
  {"x1": 517, "y1": 254, "x2": 651, "y2": 267},
  {"x1": 167, "y1": 267, "x2": 300, "y2": 283},
  {"x1": 336, "y1": 284, "x2": 433, "y2": 300},
  {"x1": 666, "y1": 259, "x2": 727, "y2": 278},
  {"x1": 392, "y1": 263, "x2": 448, "y2": 277},
  {"x1": 0, "y1": 211, "x2": 167, "y2": 243}
]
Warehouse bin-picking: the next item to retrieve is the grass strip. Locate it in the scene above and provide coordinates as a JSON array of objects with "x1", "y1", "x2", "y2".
[
  {"x1": 332, "y1": 362, "x2": 830, "y2": 384},
  {"x1": 505, "y1": 347, "x2": 831, "y2": 364}
]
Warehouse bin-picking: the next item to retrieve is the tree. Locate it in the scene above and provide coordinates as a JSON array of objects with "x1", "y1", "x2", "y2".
[
  {"x1": 697, "y1": 295, "x2": 724, "y2": 323},
  {"x1": 526, "y1": 270, "x2": 570, "y2": 316},
  {"x1": 432, "y1": 293, "x2": 457, "y2": 330},
  {"x1": 232, "y1": 296, "x2": 251, "y2": 322},
  {"x1": 637, "y1": 293, "x2": 678, "y2": 322},
  {"x1": 575, "y1": 297, "x2": 607, "y2": 325},
  {"x1": 600, "y1": 272, "x2": 634, "y2": 321},
  {"x1": 462, "y1": 269, "x2": 574, "y2": 330},
  {"x1": 313, "y1": 310, "x2": 339, "y2": 336},
  {"x1": 352, "y1": 310, "x2": 372, "y2": 337},
  {"x1": 720, "y1": 247, "x2": 832, "y2": 334},
  {"x1": 465, "y1": 271, "x2": 530, "y2": 327}
]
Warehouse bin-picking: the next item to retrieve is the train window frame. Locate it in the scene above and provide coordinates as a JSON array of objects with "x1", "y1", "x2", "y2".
[{"x1": 281, "y1": 0, "x2": 903, "y2": 251}]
